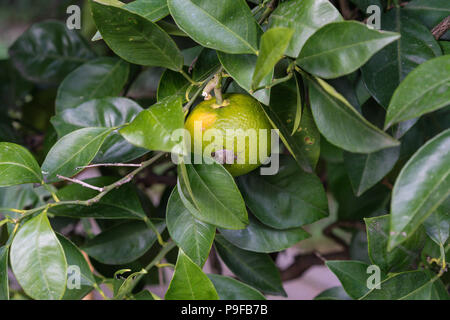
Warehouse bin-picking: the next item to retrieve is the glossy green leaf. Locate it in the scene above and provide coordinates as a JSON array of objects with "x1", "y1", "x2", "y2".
[
  {"x1": 237, "y1": 155, "x2": 328, "y2": 229},
  {"x1": 326, "y1": 260, "x2": 386, "y2": 299},
  {"x1": 361, "y1": 270, "x2": 449, "y2": 300},
  {"x1": 264, "y1": 77, "x2": 319, "y2": 172},
  {"x1": 41, "y1": 127, "x2": 112, "y2": 183},
  {"x1": 385, "y1": 55, "x2": 450, "y2": 128},
  {"x1": 91, "y1": 0, "x2": 183, "y2": 71},
  {"x1": 252, "y1": 28, "x2": 293, "y2": 89},
  {"x1": 55, "y1": 57, "x2": 130, "y2": 113},
  {"x1": 314, "y1": 286, "x2": 351, "y2": 300},
  {"x1": 167, "y1": 0, "x2": 260, "y2": 54},
  {"x1": 119, "y1": 96, "x2": 184, "y2": 152},
  {"x1": 362, "y1": 9, "x2": 442, "y2": 107},
  {"x1": 389, "y1": 129, "x2": 450, "y2": 250},
  {"x1": 218, "y1": 52, "x2": 271, "y2": 105},
  {"x1": 83, "y1": 220, "x2": 165, "y2": 265},
  {"x1": 166, "y1": 188, "x2": 215, "y2": 266},
  {"x1": 219, "y1": 215, "x2": 310, "y2": 253},
  {"x1": 0, "y1": 246, "x2": 8, "y2": 300},
  {"x1": 124, "y1": 0, "x2": 169, "y2": 21},
  {"x1": 344, "y1": 146, "x2": 400, "y2": 196},
  {"x1": 365, "y1": 215, "x2": 424, "y2": 273},
  {"x1": 424, "y1": 199, "x2": 450, "y2": 245},
  {"x1": 165, "y1": 250, "x2": 219, "y2": 300},
  {"x1": 297, "y1": 21, "x2": 399, "y2": 79},
  {"x1": 177, "y1": 160, "x2": 248, "y2": 230},
  {"x1": 214, "y1": 235, "x2": 285, "y2": 296},
  {"x1": 0, "y1": 142, "x2": 43, "y2": 186},
  {"x1": 58, "y1": 234, "x2": 95, "y2": 300},
  {"x1": 208, "y1": 274, "x2": 266, "y2": 300},
  {"x1": 269, "y1": 0, "x2": 343, "y2": 57},
  {"x1": 53, "y1": 177, "x2": 147, "y2": 220},
  {"x1": 307, "y1": 77, "x2": 399, "y2": 153},
  {"x1": 9, "y1": 21, "x2": 95, "y2": 84},
  {"x1": 51, "y1": 97, "x2": 147, "y2": 163},
  {"x1": 10, "y1": 211, "x2": 67, "y2": 300}
]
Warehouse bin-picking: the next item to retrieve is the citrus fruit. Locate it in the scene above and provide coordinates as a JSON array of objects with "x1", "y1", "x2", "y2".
[{"x1": 184, "y1": 93, "x2": 272, "y2": 177}]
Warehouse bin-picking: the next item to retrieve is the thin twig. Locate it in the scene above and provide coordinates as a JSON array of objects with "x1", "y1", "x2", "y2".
[
  {"x1": 57, "y1": 175, "x2": 104, "y2": 192},
  {"x1": 76, "y1": 163, "x2": 142, "y2": 169},
  {"x1": 258, "y1": 0, "x2": 278, "y2": 24},
  {"x1": 432, "y1": 16, "x2": 450, "y2": 40},
  {"x1": 16, "y1": 152, "x2": 166, "y2": 223}
]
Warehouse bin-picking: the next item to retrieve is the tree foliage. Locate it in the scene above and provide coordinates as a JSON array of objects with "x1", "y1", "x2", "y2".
[{"x1": 0, "y1": 0, "x2": 449, "y2": 300}]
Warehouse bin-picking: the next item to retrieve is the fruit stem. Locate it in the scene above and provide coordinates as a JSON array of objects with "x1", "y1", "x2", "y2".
[{"x1": 214, "y1": 72, "x2": 224, "y2": 105}]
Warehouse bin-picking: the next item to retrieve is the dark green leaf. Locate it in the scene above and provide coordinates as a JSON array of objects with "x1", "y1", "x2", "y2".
[
  {"x1": 264, "y1": 77, "x2": 319, "y2": 172},
  {"x1": 41, "y1": 127, "x2": 112, "y2": 183},
  {"x1": 92, "y1": 0, "x2": 183, "y2": 71},
  {"x1": 361, "y1": 270, "x2": 449, "y2": 300},
  {"x1": 55, "y1": 57, "x2": 130, "y2": 113},
  {"x1": 297, "y1": 21, "x2": 399, "y2": 79},
  {"x1": 165, "y1": 250, "x2": 219, "y2": 300},
  {"x1": 326, "y1": 260, "x2": 386, "y2": 299},
  {"x1": 269, "y1": 0, "x2": 342, "y2": 57},
  {"x1": 327, "y1": 162, "x2": 391, "y2": 221},
  {"x1": 157, "y1": 68, "x2": 191, "y2": 103},
  {"x1": 83, "y1": 220, "x2": 165, "y2": 265},
  {"x1": 10, "y1": 211, "x2": 67, "y2": 300},
  {"x1": 208, "y1": 274, "x2": 266, "y2": 300},
  {"x1": 362, "y1": 9, "x2": 442, "y2": 107},
  {"x1": 0, "y1": 142, "x2": 43, "y2": 186},
  {"x1": 9, "y1": 21, "x2": 95, "y2": 85},
  {"x1": 53, "y1": 177, "x2": 147, "y2": 220},
  {"x1": 403, "y1": 0, "x2": 450, "y2": 30},
  {"x1": 0, "y1": 246, "x2": 8, "y2": 300},
  {"x1": 307, "y1": 77, "x2": 399, "y2": 153},
  {"x1": 389, "y1": 129, "x2": 450, "y2": 250},
  {"x1": 237, "y1": 155, "x2": 328, "y2": 229},
  {"x1": 214, "y1": 235, "x2": 285, "y2": 296},
  {"x1": 218, "y1": 52, "x2": 271, "y2": 105},
  {"x1": 177, "y1": 160, "x2": 248, "y2": 230},
  {"x1": 58, "y1": 234, "x2": 95, "y2": 300},
  {"x1": 192, "y1": 49, "x2": 221, "y2": 82},
  {"x1": 365, "y1": 215, "x2": 424, "y2": 273},
  {"x1": 167, "y1": 0, "x2": 260, "y2": 54},
  {"x1": 385, "y1": 55, "x2": 450, "y2": 128},
  {"x1": 344, "y1": 146, "x2": 400, "y2": 196},
  {"x1": 120, "y1": 96, "x2": 184, "y2": 152},
  {"x1": 424, "y1": 199, "x2": 450, "y2": 246},
  {"x1": 166, "y1": 188, "x2": 215, "y2": 266},
  {"x1": 219, "y1": 215, "x2": 310, "y2": 253},
  {"x1": 51, "y1": 97, "x2": 147, "y2": 163},
  {"x1": 252, "y1": 28, "x2": 293, "y2": 89}
]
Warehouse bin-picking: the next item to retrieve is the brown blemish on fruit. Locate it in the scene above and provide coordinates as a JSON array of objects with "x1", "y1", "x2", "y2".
[{"x1": 304, "y1": 136, "x2": 314, "y2": 145}]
